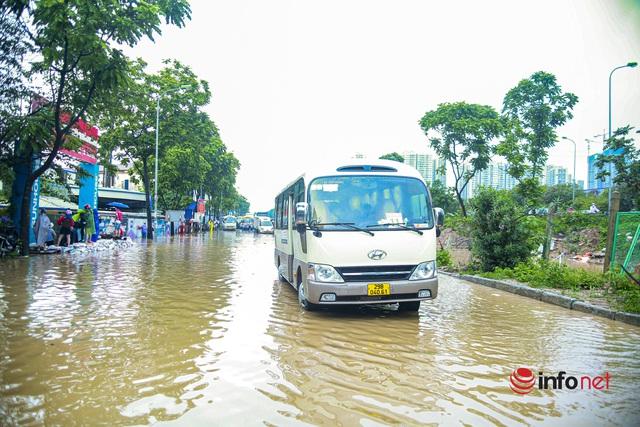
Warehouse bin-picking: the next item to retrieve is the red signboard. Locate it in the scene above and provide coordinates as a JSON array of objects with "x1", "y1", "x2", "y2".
[{"x1": 58, "y1": 113, "x2": 100, "y2": 164}]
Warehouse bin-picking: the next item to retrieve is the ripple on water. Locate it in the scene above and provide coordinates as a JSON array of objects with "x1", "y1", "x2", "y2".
[{"x1": 0, "y1": 234, "x2": 639, "y2": 425}]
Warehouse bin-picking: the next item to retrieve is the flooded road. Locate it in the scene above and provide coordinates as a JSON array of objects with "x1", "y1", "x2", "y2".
[{"x1": 1, "y1": 232, "x2": 639, "y2": 426}]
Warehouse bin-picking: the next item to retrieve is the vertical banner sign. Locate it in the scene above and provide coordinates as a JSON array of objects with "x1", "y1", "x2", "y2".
[
  {"x1": 78, "y1": 162, "x2": 100, "y2": 241},
  {"x1": 28, "y1": 159, "x2": 42, "y2": 244}
]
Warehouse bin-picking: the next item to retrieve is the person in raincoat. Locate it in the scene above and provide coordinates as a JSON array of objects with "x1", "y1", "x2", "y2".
[
  {"x1": 72, "y1": 208, "x2": 88, "y2": 242},
  {"x1": 56, "y1": 210, "x2": 74, "y2": 247},
  {"x1": 46, "y1": 223, "x2": 56, "y2": 246},
  {"x1": 33, "y1": 209, "x2": 51, "y2": 250},
  {"x1": 83, "y1": 204, "x2": 95, "y2": 243}
]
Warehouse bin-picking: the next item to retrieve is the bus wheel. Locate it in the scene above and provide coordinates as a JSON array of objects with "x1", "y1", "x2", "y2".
[
  {"x1": 398, "y1": 301, "x2": 421, "y2": 312},
  {"x1": 298, "y1": 281, "x2": 317, "y2": 311}
]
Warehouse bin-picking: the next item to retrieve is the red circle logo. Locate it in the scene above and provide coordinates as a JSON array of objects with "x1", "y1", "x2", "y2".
[{"x1": 509, "y1": 368, "x2": 536, "y2": 394}]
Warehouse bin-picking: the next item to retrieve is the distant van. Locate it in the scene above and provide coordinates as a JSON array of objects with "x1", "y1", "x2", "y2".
[
  {"x1": 274, "y1": 159, "x2": 444, "y2": 311},
  {"x1": 256, "y1": 218, "x2": 274, "y2": 234},
  {"x1": 253, "y1": 216, "x2": 271, "y2": 231},
  {"x1": 222, "y1": 216, "x2": 237, "y2": 231}
]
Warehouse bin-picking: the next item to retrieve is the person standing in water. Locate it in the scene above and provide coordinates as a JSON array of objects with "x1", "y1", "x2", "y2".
[
  {"x1": 33, "y1": 209, "x2": 51, "y2": 251},
  {"x1": 84, "y1": 204, "x2": 95, "y2": 243},
  {"x1": 56, "y1": 209, "x2": 74, "y2": 247}
]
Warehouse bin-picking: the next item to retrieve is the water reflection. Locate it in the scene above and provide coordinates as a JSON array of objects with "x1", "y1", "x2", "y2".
[{"x1": 0, "y1": 232, "x2": 639, "y2": 425}]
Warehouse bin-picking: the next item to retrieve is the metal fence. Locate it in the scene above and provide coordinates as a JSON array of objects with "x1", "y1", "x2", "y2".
[{"x1": 611, "y1": 212, "x2": 640, "y2": 279}]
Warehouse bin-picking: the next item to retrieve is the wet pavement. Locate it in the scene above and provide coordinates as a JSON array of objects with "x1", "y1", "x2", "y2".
[{"x1": 0, "y1": 232, "x2": 639, "y2": 426}]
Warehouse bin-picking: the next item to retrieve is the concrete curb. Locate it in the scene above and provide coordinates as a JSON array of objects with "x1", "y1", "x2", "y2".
[{"x1": 440, "y1": 271, "x2": 639, "y2": 328}]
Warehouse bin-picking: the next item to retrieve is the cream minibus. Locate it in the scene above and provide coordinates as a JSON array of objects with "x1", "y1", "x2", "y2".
[{"x1": 274, "y1": 159, "x2": 444, "y2": 311}]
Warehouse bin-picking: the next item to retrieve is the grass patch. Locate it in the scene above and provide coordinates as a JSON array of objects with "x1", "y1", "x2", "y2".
[
  {"x1": 473, "y1": 260, "x2": 640, "y2": 314},
  {"x1": 436, "y1": 248, "x2": 452, "y2": 268}
]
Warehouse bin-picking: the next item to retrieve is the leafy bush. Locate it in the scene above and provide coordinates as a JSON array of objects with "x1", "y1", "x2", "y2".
[
  {"x1": 445, "y1": 214, "x2": 471, "y2": 234},
  {"x1": 479, "y1": 261, "x2": 640, "y2": 313},
  {"x1": 469, "y1": 188, "x2": 536, "y2": 271},
  {"x1": 436, "y1": 248, "x2": 452, "y2": 268},
  {"x1": 429, "y1": 180, "x2": 459, "y2": 215},
  {"x1": 553, "y1": 212, "x2": 607, "y2": 237},
  {"x1": 481, "y1": 261, "x2": 601, "y2": 289}
]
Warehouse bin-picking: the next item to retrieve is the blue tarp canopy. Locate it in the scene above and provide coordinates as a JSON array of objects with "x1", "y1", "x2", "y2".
[{"x1": 184, "y1": 202, "x2": 196, "y2": 220}]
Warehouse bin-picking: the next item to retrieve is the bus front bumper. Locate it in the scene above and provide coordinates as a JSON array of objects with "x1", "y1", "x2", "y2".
[{"x1": 305, "y1": 277, "x2": 438, "y2": 305}]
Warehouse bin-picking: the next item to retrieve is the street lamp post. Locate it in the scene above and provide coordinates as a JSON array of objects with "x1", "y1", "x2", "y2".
[
  {"x1": 607, "y1": 61, "x2": 637, "y2": 214},
  {"x1": 561, "y1": 136, "x2": 577, "y2": 203},
  {"x1": 609, "y1": 62, "x2": 637, "y2": 139},
  {"x1": 154, "y1": 85, "x2": 192, "y2": 237}
]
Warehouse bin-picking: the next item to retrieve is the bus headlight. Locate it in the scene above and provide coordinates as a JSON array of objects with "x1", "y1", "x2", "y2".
[
  {"x1": 409, "y1": 261, "x2": 436, "y2": 281},
  {"x1": 308, "y1": 263, "x2": 344, "y2": 283}
]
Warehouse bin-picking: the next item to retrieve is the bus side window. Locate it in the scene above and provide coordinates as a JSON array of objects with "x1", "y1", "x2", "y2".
[
  {"x1": 283, "y1": 197, "x2": 289, "y2": 229},
  {"x1": 276, "y1": 195, "x2": 283, "y2": 229}
]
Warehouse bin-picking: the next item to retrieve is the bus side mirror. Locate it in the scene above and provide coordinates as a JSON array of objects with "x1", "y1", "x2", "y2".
[
  {"x1": 295, "y1": 202, "x2": 307, "y2": 232},
  {"x1": 433, "y1": 207, "x2": 444, "y2": 227},
  {"x1": 433, "y1": 208, "x2": 444, "y2": 237}
]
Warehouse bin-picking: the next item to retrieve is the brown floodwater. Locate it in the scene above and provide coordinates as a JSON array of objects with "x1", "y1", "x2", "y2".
[{"x1": 1, "y1": 232, "x2": 639, "y2": 426}]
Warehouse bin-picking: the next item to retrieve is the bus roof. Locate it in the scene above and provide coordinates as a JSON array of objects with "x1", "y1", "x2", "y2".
[{"x1": 276, "y1": 158, "x2": 425, "y2": 196}]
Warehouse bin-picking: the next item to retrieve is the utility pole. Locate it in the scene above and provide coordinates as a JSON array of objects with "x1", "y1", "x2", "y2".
[{"x1": 604, "y1": 191, "x2": 621, "y2": 271}]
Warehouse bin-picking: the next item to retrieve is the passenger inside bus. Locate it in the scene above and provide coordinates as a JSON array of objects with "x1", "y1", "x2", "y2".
[{"x1": 309, "y1": 177, "x2": 431, "y2": 229}]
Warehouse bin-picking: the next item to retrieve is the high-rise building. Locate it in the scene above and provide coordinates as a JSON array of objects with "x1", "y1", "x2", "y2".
[
  {"x1": 465, "y1": 161, "x2": 517, "y2": 199},
  {"x1": 587, "y1": 148, "x2": 624, "y2": 191},
  {"x1": 402, "y1": 152, "x2": 446, "y2": 185},
  {"x1": 545, "y1": 165, "x2": 571, "y2": 186}
]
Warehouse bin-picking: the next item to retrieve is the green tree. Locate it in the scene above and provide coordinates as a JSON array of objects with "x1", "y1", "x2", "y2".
[
  {"x1": 498, "y1": 71, "x2": 578, "y2": 198},
  {"x1": 2, "y1": 0, "x2": 190, "y2": 252},
  {"x1": 419, "y1": 102, "x2": 502, "y2": 216},
  {"x1": 379, "y1": 152, "x2": 404, "y2": 163},
  {"x1": 205, "y1": 148, "x2": 241, "y2": 217},
  {"x1": 469, "y1": 188, "x2": 537, "y2": 271},
  {"x1": 98, "y1": 59, "x2": 214, "y2": 238},
  {"x1": 543, "y1": 183, "x2": 576, "y2": 210},
  {"x1": 595, "y1": 126, "x2": 640, "y2": 210},
  {"x1": 428, "y1": 180, "x2": 459, "y2": 215},
  {"x1": 158, "y1": 144, "x2": 211, "y2": 210},
  {"x1": 234, "y1": 194, "x2": 250, "y2": 216}
]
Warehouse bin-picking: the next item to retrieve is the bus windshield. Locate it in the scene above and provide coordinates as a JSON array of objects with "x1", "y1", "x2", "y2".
[{"x1": 308, "y1": 176, "x2": 434, "y2": 230}]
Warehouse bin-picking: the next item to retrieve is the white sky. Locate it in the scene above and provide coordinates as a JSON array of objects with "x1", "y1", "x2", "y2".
[{"x1": 124, "y1": 0, "x2": 640, "y2": 212}]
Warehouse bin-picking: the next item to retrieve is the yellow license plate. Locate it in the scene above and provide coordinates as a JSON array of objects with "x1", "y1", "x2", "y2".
[{"x1": 367, "y1": 283, "x2": 391, "y2": 296}]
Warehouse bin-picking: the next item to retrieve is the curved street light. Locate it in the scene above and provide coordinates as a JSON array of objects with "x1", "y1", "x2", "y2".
[
  {"x1": 609, "y1": 61, "x2": 638, "y2": 139},
  {"x1": 607, "y1": 61, "x2": 637, "y2": 215}
]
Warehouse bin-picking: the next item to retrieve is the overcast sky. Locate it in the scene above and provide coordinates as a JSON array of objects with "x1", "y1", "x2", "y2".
[{"x1": 124, "y1": 0, "x2": 640, "y2": 212}]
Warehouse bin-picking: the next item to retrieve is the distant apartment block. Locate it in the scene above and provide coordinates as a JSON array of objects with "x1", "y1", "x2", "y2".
[
  {"x1": 402, "y1": 152, "x2": 446, "y2": 186},
  {"x1": 587, "y1": 148, "x2": 624, "y2": 191},
  {"x1": 545, "y1": 165, "x2": 572, "y2": 187},
  {"x1": 462, "y1": 161, "x2": 517, "y2": 200}
]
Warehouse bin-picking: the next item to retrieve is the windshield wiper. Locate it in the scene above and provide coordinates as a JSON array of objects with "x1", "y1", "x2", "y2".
[
  {"x1": 366, "y1": 223, "x2": 423, "y2": 235},
  {"x1": 315, "y1": 222, "x2": 374, "y2": 236}
]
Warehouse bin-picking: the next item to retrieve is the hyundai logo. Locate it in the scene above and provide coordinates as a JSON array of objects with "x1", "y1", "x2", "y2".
[{"x1": 368, "y1": 250, "x2": 387, "y2": 260}]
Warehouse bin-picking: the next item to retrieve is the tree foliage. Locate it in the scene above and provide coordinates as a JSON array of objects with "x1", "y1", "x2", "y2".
[
  {"x1": 97, "y1": 58, "x2": 224, "y2": 236},
  {"x1": 379, "y1": 152, "x2": 404, "y2": 163},
  {"x1": 1, "y1": 0, "x2": 191, "y2": 252},
  {"x1": 419, "y1": 101, "x2": 502, "y2": 216},
  {"x1": 498, "y1": 71, "x2": 578, "y2": 183},
  {"x1": 595, "y1": 126, "x2": 640, "y2": 210},
  {"x1": 428, "y1": 180, "x2": 459, "y2": 215},
  {"x1": 469, "y1": 188, "x2": 537, "y2": 271}
]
